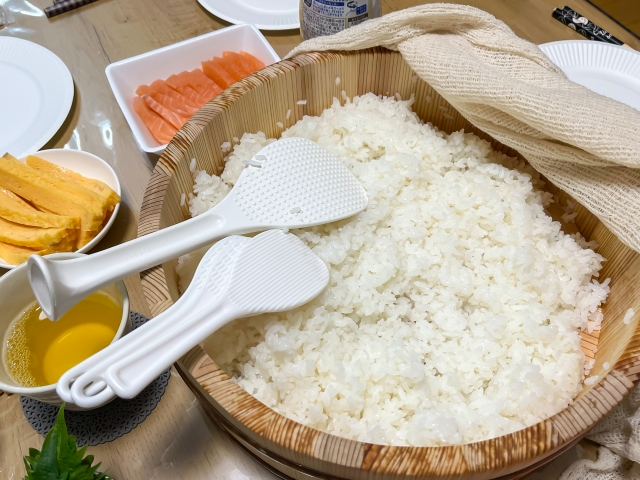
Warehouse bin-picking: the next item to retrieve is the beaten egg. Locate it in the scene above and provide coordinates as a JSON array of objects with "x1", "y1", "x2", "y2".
[{"x1": 3, "y1": 291, "x2": 122, "y2": 387}]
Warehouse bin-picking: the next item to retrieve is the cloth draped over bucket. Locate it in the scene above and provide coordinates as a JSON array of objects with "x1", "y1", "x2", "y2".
[
  {"x1": 287, "y1": 3, "x2": 640, "y2": 254},
  {"x1": 559, "y1": 382, "x2": 640, "y2": 479}
]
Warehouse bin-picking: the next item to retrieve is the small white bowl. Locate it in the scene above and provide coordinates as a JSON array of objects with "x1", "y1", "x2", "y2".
[
  {"x1": 0, "y1": 149, "x2": 121, "y2": 270},
  {"x1": 0, "y1": 252, "x2": 130, "y2": 410},
  {"x1": 106, "y1": 24, "x2": 281, "y2": 154}
]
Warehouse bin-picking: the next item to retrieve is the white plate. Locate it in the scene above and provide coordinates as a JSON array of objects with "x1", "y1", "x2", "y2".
[
  {"x1": 0, "y1": 38, "x2": 74, "y2": 158},
  {"x1": 197, "y1": 0, "x2": 299, "y2": 31},
  {"x1": 0, "y1": 149, "x2": 121, "y2": 270},
  {"x1": 539, "y1": 40, "x2": 640, "y2": 111},
  {"x1": 106, "y1": 24, "x2": 281, "y2": 154}
]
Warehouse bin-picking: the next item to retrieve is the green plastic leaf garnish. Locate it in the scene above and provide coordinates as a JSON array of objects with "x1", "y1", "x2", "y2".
[{"x1": 23, "y1": 404, "x2": 111, "y2": 480}]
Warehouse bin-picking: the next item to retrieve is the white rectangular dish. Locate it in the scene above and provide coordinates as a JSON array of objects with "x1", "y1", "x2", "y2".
[{"x1": 106, "y1": 24, "x2": 281, "y2": 154}]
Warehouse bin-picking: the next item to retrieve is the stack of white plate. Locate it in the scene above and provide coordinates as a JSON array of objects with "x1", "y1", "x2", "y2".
[
  {"x1": 540, "y1": 40, "x2": 640, "y2": 111},
  {"x1": 0, "y1": 37, "x2": 74, "y2": 158},
  {"x1": 197, "y1": 0, "x2": 299, "y2": 31}
]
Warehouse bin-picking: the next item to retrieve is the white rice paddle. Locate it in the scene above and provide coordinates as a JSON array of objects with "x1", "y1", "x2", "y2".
[
  {"x1": 28, "y1": 137, "x2": 367, "y2": 321},
  {"x1": 57, "y1": 229, "x2": 329, "y2": 409}
]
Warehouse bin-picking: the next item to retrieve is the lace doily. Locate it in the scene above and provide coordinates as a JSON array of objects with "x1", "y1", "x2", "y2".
[{"x1": 21, "y1": 312, "x2": 171, "y2": 446}]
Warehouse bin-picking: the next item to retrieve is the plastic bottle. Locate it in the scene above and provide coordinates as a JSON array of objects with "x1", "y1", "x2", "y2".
[{"x1": 300, "y1": 0, "x2": 382, "y2": 40}]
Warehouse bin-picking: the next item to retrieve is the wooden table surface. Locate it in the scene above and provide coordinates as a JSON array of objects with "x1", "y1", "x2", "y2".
[{"x1": 1, "y1": 0, "x2": 638, "y2": 478}]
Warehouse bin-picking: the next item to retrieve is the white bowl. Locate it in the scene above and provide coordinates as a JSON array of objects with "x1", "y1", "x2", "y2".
[
  {"x1": 0, "y1": 252, "x2": 130, "y2": 410},
  {"x1": 0, "y1": 149, "x2": 121, "y2": 270},
  {"x1": 105, "y1": 24, "x2": 281, "y2": 154}
]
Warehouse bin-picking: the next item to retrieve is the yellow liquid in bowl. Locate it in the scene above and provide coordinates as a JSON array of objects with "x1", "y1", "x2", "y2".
[{"x1": 3, "y1": 292, "x2": 122, "y2": 387}]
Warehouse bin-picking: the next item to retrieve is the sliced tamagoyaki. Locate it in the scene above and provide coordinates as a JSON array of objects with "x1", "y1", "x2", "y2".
[
  {"x1": 0, "y1": 155, "x2": 105, "y2": 247},
  {"x1": 0, "y1": 216, "x2": 77, "y2": 249},
  {"x1": 0, "y1": 235, "x2": 75, "y2": 265},
  {"x1": 25, "y1": 155, "x2": 120, "y2": 212},
  {"x1": 0, "y1": 188, "x2": 79, "y2": 229},
  {"x1": 1, "y1": 154, "x2": 109, "y2": 213},
  {"x1": 0, "y1": 188, "x2": 33, "y2": 209}
]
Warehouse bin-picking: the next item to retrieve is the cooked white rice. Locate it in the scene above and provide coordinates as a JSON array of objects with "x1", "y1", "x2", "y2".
[
  {"x1": 178, "y1": 93, "x2": 609, "y2": 446},
  {"x1": 584, "y1": 375, "x2": 599, "y2": 386},
  {"x1": 624, "y1": 308, "x2": 635, "y2": 325}
]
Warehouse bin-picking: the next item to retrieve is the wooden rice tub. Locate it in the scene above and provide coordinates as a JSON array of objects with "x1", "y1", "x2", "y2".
[{"x1": 138, "y1": 48, "x2": 640, "y2": 479}]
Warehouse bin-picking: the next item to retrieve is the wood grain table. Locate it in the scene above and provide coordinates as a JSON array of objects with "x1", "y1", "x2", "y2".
[{"x1": 1, "y1": 0, "x2": 638, "y2": 478}]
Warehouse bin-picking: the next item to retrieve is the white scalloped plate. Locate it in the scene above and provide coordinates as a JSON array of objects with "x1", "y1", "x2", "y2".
[
  {"x1": 539, "y1": 40, "x2": 640, "y2": 111},
  {"x1": 0, "y1": 37, "x2": 74, "y2": 158},
  {"x1": 197, "y1": 0, "x2": 299, "y2": 31}
]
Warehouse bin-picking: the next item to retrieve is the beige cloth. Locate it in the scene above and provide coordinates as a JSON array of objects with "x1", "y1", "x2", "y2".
[
  {"x1": 560, "y1": 446, "x2": 640, "y2": 479},
  {"x1": 288, "y1": 3, "x2": 640, "y2": 253},
  {"x1": 588, "y1": 383, "x2": 640, "y2": 464},
  {"x1": 560, "y1": 383, "x2": 640, "y2": 479}
]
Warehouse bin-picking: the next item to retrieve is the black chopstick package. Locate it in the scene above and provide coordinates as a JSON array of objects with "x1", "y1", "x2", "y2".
[
  {"x1": 552, "y1": 6, "x2": 625, "y2": 46},
  {"x1": 45, "y1": 0, "x2": 99, "y2": 18}
]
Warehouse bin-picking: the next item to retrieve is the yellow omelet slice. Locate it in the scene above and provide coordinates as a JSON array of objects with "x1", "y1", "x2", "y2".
[
  {"x1": 0, "y1": 216, "x2": 76, "y2": 249},
  {"x1": 26, "y1": 155, "x2": 121, "y2": 212},
  {"x1": 0, "y1": 188, "x2": 79, "y2": 229},
  {"x1": 0, "y1": 156, "x2": 105, "y2": 247},
  {"x1": 0, "y1": 236, "x2": 75, "y2": 265}
]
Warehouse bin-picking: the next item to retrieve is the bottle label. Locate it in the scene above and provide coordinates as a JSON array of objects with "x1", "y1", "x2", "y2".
[{"x1": 302, "y1": 0, "x2": 376, "y2": 40}]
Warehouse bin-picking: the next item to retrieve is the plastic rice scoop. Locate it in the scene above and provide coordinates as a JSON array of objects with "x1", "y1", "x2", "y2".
[
  {"x1": 57, "y1": 229, "x2": 329, "y2": 409},
  {"x1": 56, "y1": 235, "x2": 248, "y2": 407},
  {"x1": 28, "y1": 137, "x2": 367, "y2": 321}
]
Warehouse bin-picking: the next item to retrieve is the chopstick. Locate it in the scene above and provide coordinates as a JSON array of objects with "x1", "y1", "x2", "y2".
[
  {"x1": 552, "y1": 6, "x2": 633, "y2": 49},
  {"x1": 44, "y1": 0, "x2": 99, "y2": 18}
]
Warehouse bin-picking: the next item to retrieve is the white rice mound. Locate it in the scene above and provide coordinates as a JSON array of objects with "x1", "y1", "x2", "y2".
[{"x1": 178, "y1": 93, "x2": 609, "y2": 446}]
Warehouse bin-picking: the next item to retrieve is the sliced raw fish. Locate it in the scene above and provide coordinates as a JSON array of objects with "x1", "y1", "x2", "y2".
[
  {"x1": 167, "y1": 71, "x2": 214, "y2": 105},
  {"x1": 132, "y1": 50, "x2": 265, "y2": 143},
  {"x1": 166, "y1": 73, "x2": 204, "y2": 104},
  {"x1": 240, "y1": 51, "x2": 265, "y2": 71},
  {"x1": 202, "y1": 59, "x2": 235, "y2": 89},
  {"x1": 187, "y1": 70, "x2": 221, "y2": 101},
  {"x1": 132, "y1": 96, "x2": 178, "y2": 144},
  {"x1": 174, "y1": 84, "x2": 206, "y2": 106},
  {"x1": 136, "y1": 84, "x2": 151, "y2": 96},
  {"x1": 215, "y1": 56, "x2": 245, "y2": 82},
  {"x1": 150, "y1": 92, "x2": 199, "y2": 117},
  {"x1": 223, "y1": 51, "x2": 252, "y2": 75},
  {"x1": 156, "y1": 85, "x2": 199, "y2": 109},
  {"x1": 142, "y1": 94, "x2": 188, "y2": 130},
  {"x1": 187, "y1": 69, "x2": 218, "y2": 89},
  {"x1": 149, "y1": 80, "x2": 200, "y2": 109}
]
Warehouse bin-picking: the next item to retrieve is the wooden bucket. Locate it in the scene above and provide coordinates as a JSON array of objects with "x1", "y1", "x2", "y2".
[{"x1": 139, "y1": 48, "x2": 640, "y2": 479}]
